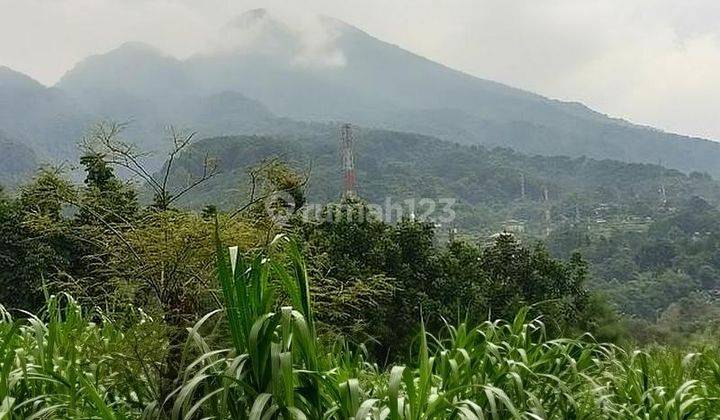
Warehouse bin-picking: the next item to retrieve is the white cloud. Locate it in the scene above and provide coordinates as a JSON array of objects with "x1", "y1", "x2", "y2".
[
  {"x1": 213, "y1": 8, "x2": 347, "y2": 68},
  {"x1": 1, "y1": 0, "x2": 719, "y2": 139}
]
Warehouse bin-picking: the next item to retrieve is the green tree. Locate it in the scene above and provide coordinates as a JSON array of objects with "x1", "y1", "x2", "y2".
[
  {"x1": 300, "y1": 199, "x2": 610, "y2": 359},
  {"x1": 77, "y1": 152, "x2": 138, "y2": 225},
  {"x1": 0, "y1": 169, "x2": 76, "y2": 310}
]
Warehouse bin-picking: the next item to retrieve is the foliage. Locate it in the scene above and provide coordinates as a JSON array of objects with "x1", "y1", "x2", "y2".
[
  {"x1": 166, "y1": 132, "x2": 720, "y2": 237},
  {"x1": 0, "y1": 169, "x2": 77, "y2": 310},
  {"x1": 3, "y1": 144, "x2": 719, "y2": 417},
  {"x1": 0, "y1": 294, "x2": 165, "y2": 418},
  {"x1": 77, "y1": 151, "x2": 138, "y2": 225},
  {"x1": 549, "y1": 196, "x2": 720, "y2": 343},
  {"x1": 10, "y1": 126, "x2": 710, "y2": 347},
  {"x1": 163, "y1": 133, "x2": 720, "y2": 342},
  {"x1": 298, "y1": 200, "x2": 609, "y2": 357},
  {"x1": 2, "y1": 244, "x2": 720, "y2": 418}
]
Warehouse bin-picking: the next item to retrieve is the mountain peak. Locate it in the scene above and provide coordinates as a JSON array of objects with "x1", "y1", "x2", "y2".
[
  {"x1": 223, "y1": 8, "x2": 293, "y2": 49},
  {"x1": 215, "y1": 8, "x2": 350, "y2": 70},
  {"x1": 0, "y1": 66, "x2": 45, "y2": 90},
  {"x1": 106, "y1": 41, "x2": 167, "y2": 58},
  {"x1": 233, "y1": 8, "x2": 269, "y2": 27},
  {"x1": 56, "y1": 41, "x2": 187, "y2": 93}
]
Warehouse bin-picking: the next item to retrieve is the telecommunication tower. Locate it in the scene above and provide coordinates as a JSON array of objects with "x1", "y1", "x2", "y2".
[{"x1": 340, "y1": 123, "x2": 357, "y2": 196}]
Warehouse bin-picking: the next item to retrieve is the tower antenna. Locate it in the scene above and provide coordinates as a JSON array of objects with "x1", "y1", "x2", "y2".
[{"x1": 340, "y1": 123, "x2": 357, "y2": 197}]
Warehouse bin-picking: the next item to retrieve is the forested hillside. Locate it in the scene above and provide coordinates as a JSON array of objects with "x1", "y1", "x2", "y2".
[
  {"x1": 0, "y1": 142, "x2": 718, "y2": 417},
  {"x1": 0, "y1": 66, "x2": 90, "y2": 162},
  {"x1": 0, "y1": 133, "x2": 37, "y2": 187},
  {"x1": 170, "y1": 129, "x2": 720, "y2": 228},
  {"x1": 168, "y1": 129, "x2": 720, "y2": 341}
]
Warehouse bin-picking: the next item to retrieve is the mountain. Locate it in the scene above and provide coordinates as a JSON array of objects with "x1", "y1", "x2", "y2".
[
  {"x1": 3, "y1": 9, "x2": 720, "y2": 177},
  {"x1": 54, "y1": 42, "x2": 305, "y2": 161},
  {"x1": 183, "y1": 10, "x2": 720, "y2": 175},
  {"x1": 57, "y1": 42, "x2": 191, "y2": 101},
  {"x1": 0, "y1": 66, "x2": 89, "y2": 162},
  {"x1": 51, "y1": 9, "x2": 720, "y2": 176}
]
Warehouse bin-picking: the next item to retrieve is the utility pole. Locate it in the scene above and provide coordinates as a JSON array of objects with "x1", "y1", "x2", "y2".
[
  {"x1": 543, "y1": 186, "x2": 551, "y2": 237},
  {"x1": 575, "y1": 203, "x2": 580, "y2": 224},
  {"x1": 340, "y1": 123, "x2": 357, "y2": 197},
  {"x1": 659, "y1": 184, "x2": 667, "y2": 205},
  {"x1": 520, "y1": 173, "x2": 526, "y2": 200}
]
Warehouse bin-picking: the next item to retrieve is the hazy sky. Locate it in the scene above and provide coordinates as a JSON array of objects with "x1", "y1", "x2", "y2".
[{"x1": 2, "y1": 0, "x2": 720, "y2": 140}]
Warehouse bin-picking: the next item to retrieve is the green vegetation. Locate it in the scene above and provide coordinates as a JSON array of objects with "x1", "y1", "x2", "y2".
[
  {"x1": 0, "y1": 136, "x2": 36, "y2": 187},
  {"x1": 549, "y1": 195, "x2": 720, "y2": 342},
  {"x1": 2, "y1": 236, "x2": 720, "y2": 418},
  {"x1": 2, "y1": 125, "x2": 720, "y2": 417},
  {"x1": 168, "y1": 131, "x2": 720, "y2": 341},
  {"x1": 4, "y1": 9, "x2": 720, "y2": 416},
  {"x1": 168, "y1": 131, "x2": 720, "y2": 225}
]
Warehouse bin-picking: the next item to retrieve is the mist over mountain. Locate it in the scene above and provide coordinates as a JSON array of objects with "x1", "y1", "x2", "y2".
[{"x1": 2, "y1": 8, "x2": 720, "y2": 179}]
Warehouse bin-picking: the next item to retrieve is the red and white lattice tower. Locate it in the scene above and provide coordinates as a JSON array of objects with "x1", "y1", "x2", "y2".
[{"x1": 340, "y1": 123, "x2": 357, "y2": 197}]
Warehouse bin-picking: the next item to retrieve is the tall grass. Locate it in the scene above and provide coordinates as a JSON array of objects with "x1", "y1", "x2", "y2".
[
  {"x1": 1, "y1": 235, "x2": 720, "y2": 418},
  {"x1": 0, "y1": 294, "x2": 159, "y2": 418},
  {"x1": 171, "y1": 235, "x2": 720, "y2": 419}
]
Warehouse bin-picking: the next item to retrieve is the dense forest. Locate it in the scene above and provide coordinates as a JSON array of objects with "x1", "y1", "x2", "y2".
[
  {"x1": 167, "y1": 128, "x2": 720, "y2": 342},
  {"x1": 2, "y1": 123, "x2": 720, "y2": 417}
]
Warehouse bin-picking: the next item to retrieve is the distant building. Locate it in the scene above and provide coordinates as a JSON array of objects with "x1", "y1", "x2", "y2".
[
  {"x1": 501, "y1": 219, "x2": 525, "y2": 233},
  {"x1": 484, "y1": 231, "x2": 518, "y2": 246}
]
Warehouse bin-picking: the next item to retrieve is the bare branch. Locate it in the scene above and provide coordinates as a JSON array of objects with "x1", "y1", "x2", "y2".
[
  {"x1": 81, "y1": 121, "x2": 163, "y2": 193},
  {"x1": 161, "y1": 127, "x2": 197, "y2": 198},
  {"x1": 166, "y1": 152, "x2": 219, "y2": 206}
]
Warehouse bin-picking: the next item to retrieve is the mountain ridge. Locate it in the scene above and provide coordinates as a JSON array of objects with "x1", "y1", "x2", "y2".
[
  {"x1": 1, "y1": 8, "x2": 720, "y2": 180},
  {"x1": 165, "y1": 128, "x2": 720, "y2": 238}
]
